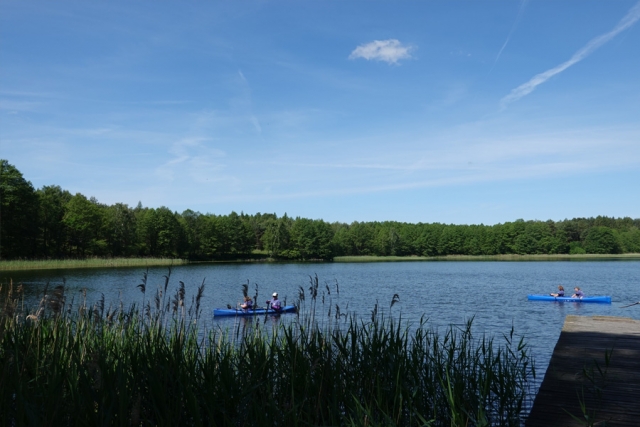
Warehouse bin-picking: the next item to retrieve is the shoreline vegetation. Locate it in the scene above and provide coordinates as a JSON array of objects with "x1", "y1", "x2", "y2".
[
  {"x1": 0, "y1": 277, "x2": 536, "y2": 426},
  {"x1": 2, "y1": 160, "x2": 640, "y2": 263},
  {"x1": 333, "y1": 253, "x2": 640, "y2": 262},
  {"x1": 2, "y1": 253, "x2": 640, "y2": 272},
  {"x1": 0, "y1": 257, "x2": 187, "y2": 271}
]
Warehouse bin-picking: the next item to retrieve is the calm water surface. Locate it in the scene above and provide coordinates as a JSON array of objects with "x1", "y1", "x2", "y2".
[{"x1": 3, "y1": 260, "x2": 640, "y2": 378}]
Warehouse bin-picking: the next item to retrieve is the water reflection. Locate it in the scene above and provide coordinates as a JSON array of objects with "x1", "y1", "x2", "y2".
[{"x1": 236, "y1": 313, "x2": 283, "y2": 329}]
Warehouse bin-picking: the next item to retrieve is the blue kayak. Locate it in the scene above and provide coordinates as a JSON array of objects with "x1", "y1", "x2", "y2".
[
  {"x1": 527, "y1": 295, "x2": 611, "y2": 304},
  {"x1": 213, "y1": 305, "x2": 297, "y2": 317}
]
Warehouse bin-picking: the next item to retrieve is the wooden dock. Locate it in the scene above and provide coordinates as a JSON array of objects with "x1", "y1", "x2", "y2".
[{"x1": 526, "y1": 315, "x2": 640, "y2": 427}]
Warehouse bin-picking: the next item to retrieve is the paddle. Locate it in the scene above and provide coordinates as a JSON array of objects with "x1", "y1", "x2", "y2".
[
  {"x1": 264, "y1": 300, "x2": 271, "y2": 319},
  {"x1": 620, "y1": 301, "x2": 640, "y2": 308}
]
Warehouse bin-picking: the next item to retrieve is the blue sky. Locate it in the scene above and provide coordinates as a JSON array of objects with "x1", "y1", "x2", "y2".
[{"x1": 2, "y1": 1, "x2": 639, "y2": 225}]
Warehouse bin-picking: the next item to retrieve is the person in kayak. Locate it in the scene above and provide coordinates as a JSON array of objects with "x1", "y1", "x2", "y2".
[
  {"x1": 267, "y1": 292, "x2": 282, "y2": 311},
  {"x1": 240, "y1": 296, "x2": 253, "y2": 310},
  {"x1": 550, "y1": 285, "x2": 565, "y2": 297},
  {"x1": 572, "y1": 287, "x2": 585, "y2": 298}
]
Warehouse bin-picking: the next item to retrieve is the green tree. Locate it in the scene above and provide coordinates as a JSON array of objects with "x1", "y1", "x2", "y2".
[
  {"x1": 512, "y1": 221, "x2": 553, "y2": 254},
  {"x1": 63, "y1": 194, "x2": 106, "y2": 257},
  {"x1": 503, "y1": 220, "x2": 526, "y2": 254},
  {"x1": 437, "y1": 225, "x2": 465, "y2": 255},
  {"x1": 37, "y1": 185, "x2": 72, "y2": 258},
  {"x1": 288, "y1": 218, "x2": 334, "y2": 260},
  {"x1": 559, "y1": 218, "x2": 592, "y2": 244},
  {"x1": 348, "y1": 221, "x2": 376, "y2": 255},
  {"x1": 199, "y1": 214, "x2": 223, "y2": 258},
  {"x1": 179, "y1": 209, "x2": 199, "y2": 258},
  {"x1": 243, "y1": 212, "x2": 275, "y2": 251},
  {"x1": 329, "y1": 222, "x2": 352, "y2": 256},
  {"x1": 548, "y1": 229, "x2": 570, "y2": 254},
  {"x1": 415, "y1": 223, "x2": 441, "y2": 256},
  {"x1": 373, "y1": 223, "x2": 401, "y2": 256},
  {"x1": 137, "y1": 207, "x2": 185, "y2": 257},
  {"x1": 480, "y1": 226, "x2": 501, "y2": 255},
  {"x1": 105, "y1": 203, "x2": 137, "y2": 256},
  {"x1": 583, "y1": 226, "x2": 621, "y2": 254},
  {"x1": 0, "y1": 160, "x2": 39, "y2": 259},
  {"x1": 262, "y1": 215, "x2": 292, "y2": 258},
  {"x1": 396, "y1": 223, "x2": 417, "y2": 256},
  {"x1": 569, "y1": 241, "x2": 586, "y2": 254},
  {"x1": 463, "y1": 225, "x2": 485, "y2": 256},
  {"x1": 593, "y1": 215, "x2": 616, "y2": 228},
  {"x1": 619, "y1": 228, "x2": 640, "y2": 253},
  {"x1": 217, "y1": 212, "x2": 254, "y2": 256}
]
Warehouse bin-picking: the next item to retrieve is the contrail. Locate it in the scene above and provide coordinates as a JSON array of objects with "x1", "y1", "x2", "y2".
[
  {"x1": 492, "y1": 0, "x2": 528, "y2": 71},
  {"x1": 500, "y1": 1, "x2": 640, "y2": 108}
]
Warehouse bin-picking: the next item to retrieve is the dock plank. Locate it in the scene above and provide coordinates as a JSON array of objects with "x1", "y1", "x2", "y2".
[{"x1": 526, "y1": 315, "x2": 640, "y2": 427}]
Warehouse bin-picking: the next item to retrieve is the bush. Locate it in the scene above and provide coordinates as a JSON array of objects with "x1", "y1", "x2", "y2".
[{"x1": 569, "y1": 242, "x2": 586, "y2": 255}]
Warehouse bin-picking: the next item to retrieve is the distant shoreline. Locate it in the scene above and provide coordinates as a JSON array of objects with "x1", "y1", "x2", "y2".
[
  {"x1": 333, "y1": 254, "x2": 640, "y2": 262},
  {"x1": 2, "y1": 253, "x2": 640, "y2": 272}
]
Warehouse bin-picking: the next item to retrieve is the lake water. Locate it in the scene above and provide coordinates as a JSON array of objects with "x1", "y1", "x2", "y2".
[{"x1": 3, "y1": 260, "x2": 640, "y2": 382}]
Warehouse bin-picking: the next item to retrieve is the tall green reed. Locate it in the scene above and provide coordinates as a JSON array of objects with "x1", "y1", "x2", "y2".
[{"x1": 1, "y1": 274, "x2": 535, "y2": 426}]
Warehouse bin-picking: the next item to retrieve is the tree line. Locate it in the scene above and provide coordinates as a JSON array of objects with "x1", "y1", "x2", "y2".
[{"x1": 1, "y1": 159, "x2": 639, "y2": 260}]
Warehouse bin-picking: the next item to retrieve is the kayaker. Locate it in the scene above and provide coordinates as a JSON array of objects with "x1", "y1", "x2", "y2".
[
  {"x1": 572, "y1": 287, "x2": 585, "y2": 298},
  {"x1": 550, "y1": 285, "x2": 565, "y2": 297},
  {"x1": 267, "y1": 292, "x2": 282, "y2": 311},
  {"x1": 240, "y1": 296, "x2": 253, "y2": 310}
]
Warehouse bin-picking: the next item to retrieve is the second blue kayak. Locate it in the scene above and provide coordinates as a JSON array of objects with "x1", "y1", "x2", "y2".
[{"x1": 527, "y1": 295, "x2": 611, "y2": 303}]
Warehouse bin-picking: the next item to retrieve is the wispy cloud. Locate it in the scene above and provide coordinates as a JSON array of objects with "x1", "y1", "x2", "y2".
[
  {"x1": 349, "y1": 39, "x2": 413, "y2": 64},
  {"x1": 156, "y1": 137, "x2": 229, "y2": 184},
  {"x1": 501, "y1": 1, "x2": 640, "y2": 108},
  {"x1": 236, "y1": 70, "x2": 262, "y2": 133},
  {"x1": 492, "y1": 0, "x2": 528, "y2": 71},
  {"x1": 271, "y1": 129, "x2": 639, "y2": 174}
]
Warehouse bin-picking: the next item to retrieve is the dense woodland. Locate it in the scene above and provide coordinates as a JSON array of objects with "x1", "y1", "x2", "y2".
[{"x1": 1, "y1": 159, "x2": 639, "y2": 260}]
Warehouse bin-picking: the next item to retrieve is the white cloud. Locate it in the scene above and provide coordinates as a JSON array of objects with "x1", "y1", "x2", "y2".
[
  {"x1": 235, "y1": 69, "x2": 262, "y2": 134},
  {"x1": 248, "y1": 122, "x2": 640, "y2": 202},
  {"x1": 349, "y1": 39, "x2": 413, "y2": 64},
  {"x1": 501, "y1": 1, "x2": 640, "y2": 108},
  {"x1": 156, "y1": 137, "x2": 228, "y2": 183},
  {"x1": 492, "y1": 0, "x2": 528, "y2": 70}
]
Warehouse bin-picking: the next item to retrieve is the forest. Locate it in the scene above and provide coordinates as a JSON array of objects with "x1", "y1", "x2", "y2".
[{"x1": 2, "y1": 159, "x2": 639, "y2": 260}]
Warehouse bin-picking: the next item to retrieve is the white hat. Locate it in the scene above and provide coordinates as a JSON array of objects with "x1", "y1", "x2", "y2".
[{"x1": 272, "y1": 292, "x2": 278, "y2": 297}]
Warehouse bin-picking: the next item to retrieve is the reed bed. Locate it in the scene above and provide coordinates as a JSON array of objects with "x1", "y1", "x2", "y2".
[
  {"x1": 0, "y1": 257, "x2": 187, "y2": 271},
  {"x1": 1, "y1": 275, "x2": 535, "y2": 426},
  {"x1": 334, "y1": 254, "x2": 640, "y2": 262}
]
